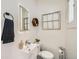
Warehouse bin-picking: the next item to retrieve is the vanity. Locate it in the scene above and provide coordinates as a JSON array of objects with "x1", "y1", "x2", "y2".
[{"x1": 14, "y1": 43, "x2": 40, "y2": 59}]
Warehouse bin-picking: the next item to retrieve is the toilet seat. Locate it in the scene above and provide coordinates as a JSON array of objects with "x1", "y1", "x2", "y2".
[{"x1": 39, "y1": 51, "x2": 54, "y2": 59}]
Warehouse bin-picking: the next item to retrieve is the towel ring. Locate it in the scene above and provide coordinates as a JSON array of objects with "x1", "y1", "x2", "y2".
[{"x1": 3, "y1": 12, "x2": 14, "y2": 20}]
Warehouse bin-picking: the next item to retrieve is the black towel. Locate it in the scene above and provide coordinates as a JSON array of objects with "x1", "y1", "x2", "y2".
[{"x1": 1, "y1": 18, "x2": 14, "y2": 44}]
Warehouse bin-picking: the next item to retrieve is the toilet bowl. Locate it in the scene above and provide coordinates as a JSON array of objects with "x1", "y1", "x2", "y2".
[{"x1": 39, "y1": 51, "x2": 54, "y2": 59}]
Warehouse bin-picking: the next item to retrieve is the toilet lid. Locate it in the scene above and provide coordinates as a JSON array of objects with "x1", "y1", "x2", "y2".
[{"x1": 40, "y1": 51, "x2": 54, "y2": 58}]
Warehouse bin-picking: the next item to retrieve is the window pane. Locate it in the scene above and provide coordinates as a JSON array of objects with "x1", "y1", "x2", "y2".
[
  {"x1": 48, "y1": 22, "x2": 53, "y2": 29},
  {"x1": 53, "y1": 13, "x2": 59, "y2": 20},
  {"x1": 43, "y1": 15, "x2": 48, "y2": 21},
  {"x1": 43, "y1": 22, "x2": 48, "y2": 29},
  {"x1": 48, "y1": 14, "x2": 53, "y2": 21},
  {"x1": 69, "y1": 0, "x2": 74, "y2": 23},
  {"x1": 53, "y1": 21, "x2": 59, "y2": 29}
]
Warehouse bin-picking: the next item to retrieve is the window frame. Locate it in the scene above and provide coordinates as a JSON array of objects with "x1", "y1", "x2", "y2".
[
  {"x1": 67, "y1": 0, "x2": 77, "y2": 28},
  {"x1": 42, "y1": 11, "x2": 61, "y2": 30}
]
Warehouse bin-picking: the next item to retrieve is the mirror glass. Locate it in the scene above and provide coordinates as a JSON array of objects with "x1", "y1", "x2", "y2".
[{"x1": 19, "y1": 5, "x2": 29, "y2": 31}]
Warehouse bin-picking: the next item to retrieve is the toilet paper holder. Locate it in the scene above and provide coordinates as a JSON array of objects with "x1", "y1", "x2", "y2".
[{"x1": 58, "y1": 47, "x2": 66, "y2": 59}]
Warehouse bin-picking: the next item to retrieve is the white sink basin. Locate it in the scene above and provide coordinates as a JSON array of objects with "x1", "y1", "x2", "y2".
[
  {"x1": 22, "y1": 43, "x2": 40, "y2": 53},
  {"x1": 14, "y1": 43, "x2": 40, "y2": 59}
]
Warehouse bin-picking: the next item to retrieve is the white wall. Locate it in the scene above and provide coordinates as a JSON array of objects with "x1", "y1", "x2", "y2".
[
  {"x1": 65, "y1": 0, "x2": 77, "y2": 59},
  {"x1": 1, "y1": 0, "x2": 77, "y2": 59},
  {"x1": 1, "y1": 0, "x2": 18, "y2": 59},
  {"x1": 35, "y1": 0, "x2": 77, "y2": 59},
  {"x1": 35, "y1": 0, "x2": 67, "y2": 59},
  {"x1": 1, "y1": 0, "x2": 37, "y2": 59},
  {"x1": 65, "y1": 29, "x2": 77, "y2": 59}
]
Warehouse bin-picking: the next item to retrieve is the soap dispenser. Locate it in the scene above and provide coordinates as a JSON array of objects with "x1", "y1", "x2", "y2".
[{"x1": 19, "y1": 40, "x2": 24, "y2": 49}]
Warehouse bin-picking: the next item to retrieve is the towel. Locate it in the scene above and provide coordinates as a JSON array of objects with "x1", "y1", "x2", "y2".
[{"x1": 1, "y1": 18, "x2": 14, "y2": 44}]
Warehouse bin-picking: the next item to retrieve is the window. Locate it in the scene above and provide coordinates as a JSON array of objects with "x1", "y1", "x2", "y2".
[
  {"x1": 68, "y1": 0, "x2": 77, "y2": 23},
  {"x1": 42, "y1": 11, "x2": 61, "y2": 30}
]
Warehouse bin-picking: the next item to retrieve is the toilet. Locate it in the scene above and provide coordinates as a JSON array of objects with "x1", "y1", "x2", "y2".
[{"x1": 39, "y1": 51, "x2": 54, "y2": 59}]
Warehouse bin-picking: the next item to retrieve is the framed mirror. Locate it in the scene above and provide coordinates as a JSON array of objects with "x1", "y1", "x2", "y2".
[{"x1": 18, "y1": 4, "x2": 29, "y2": 31}]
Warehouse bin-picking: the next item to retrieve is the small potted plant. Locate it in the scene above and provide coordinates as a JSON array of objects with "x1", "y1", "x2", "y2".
[{"x1": 35, "y1": 38, "x2": 40, "y2": 43}]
